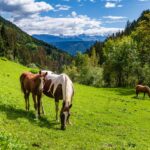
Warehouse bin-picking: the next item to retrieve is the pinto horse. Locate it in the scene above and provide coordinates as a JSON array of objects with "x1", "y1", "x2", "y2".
[
  {"x1": 136, "y1": 85, "x2": 150, "y2": 98},
  {"x1": 20, "y1": 71, "x2": 47, "y2": 117},
  {"x1": 42, "y1": 70, "x2": 74, "y2": 130}
]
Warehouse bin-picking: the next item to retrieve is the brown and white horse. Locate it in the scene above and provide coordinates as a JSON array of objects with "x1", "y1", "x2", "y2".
[
  {"x1": 20, "y1": 71, "x2": 47, "y2": 118},
  {"x1": 136, "y1": 84, "x2": 150, "y2": 98},
  {"x1": 42, "y1": 70, "x2": 74, "y2": 130}
]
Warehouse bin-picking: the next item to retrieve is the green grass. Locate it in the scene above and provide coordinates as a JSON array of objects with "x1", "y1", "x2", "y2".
[{"x1": 0, "y1": 57, "x2": 150, "y2": 150}]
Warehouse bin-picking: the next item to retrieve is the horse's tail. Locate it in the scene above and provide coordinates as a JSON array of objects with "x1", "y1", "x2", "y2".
[
  {"x1": 20, "y1": 73, "x2": 26, "y2": 93},
  {"x1": 63, "y1": 75, "x2": 74, "y2": 107}
]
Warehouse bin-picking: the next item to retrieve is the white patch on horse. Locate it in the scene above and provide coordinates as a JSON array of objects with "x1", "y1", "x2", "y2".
[{"x1": 42, "y1": 70, "x2": 73, "y2": 105}]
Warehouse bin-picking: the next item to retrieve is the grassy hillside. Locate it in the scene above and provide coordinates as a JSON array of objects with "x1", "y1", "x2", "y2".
[{"x1": 0, "y1": 58, "x2": 150, "y2": 149}]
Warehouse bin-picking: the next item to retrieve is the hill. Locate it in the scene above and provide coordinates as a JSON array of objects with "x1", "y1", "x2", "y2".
[
  {"x1": 33, "y1": 34, "x2": 106, "y2": 55},
  {"x1": 0, "y1": 16, "x2": 71, "y2": 71},
  {"x1": 1, "y1": 57, "x2": 150, "y2": 149}
]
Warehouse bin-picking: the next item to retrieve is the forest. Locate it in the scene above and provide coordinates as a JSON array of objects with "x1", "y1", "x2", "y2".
[
  {"x1": 0, "y1": 16, "x2": 71, "y2": 71},
  {"x1": 64, "y1": 10, "x2": 150, "y2": 87},
  {"x1": 0, "y1": 10, "x2": 150, "y2": 87}
]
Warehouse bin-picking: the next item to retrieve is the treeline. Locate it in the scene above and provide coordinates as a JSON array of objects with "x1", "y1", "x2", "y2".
[
  {"x1": 64, "y1": 10, "x2": 150, "y2": 87},
  {"x1": 0, "y1": 16, "x2": 71, "y2": 72}
]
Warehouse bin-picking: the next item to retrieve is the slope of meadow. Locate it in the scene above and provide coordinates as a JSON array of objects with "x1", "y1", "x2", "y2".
[{"x1": 0, "y1": 58, "x2": 150, "y2": 149}]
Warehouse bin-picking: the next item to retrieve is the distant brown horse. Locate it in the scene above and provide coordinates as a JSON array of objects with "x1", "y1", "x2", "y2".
[
  {"x1": 20, "y1": 71, "x2": 47, "y2": 117},
  {"x1": 136, "y1": 85, "x2": 150, "y2": 98},
  {"x1": 42, "y1": 70, "x2": 74, "y2": 130}
]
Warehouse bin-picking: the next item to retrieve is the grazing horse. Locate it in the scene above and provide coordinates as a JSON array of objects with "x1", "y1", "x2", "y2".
[
  {"x1": 136, "y1": 85, "x2": 150, "y2": 98},
  {"x1": 42, "y1": 70, "x2": 74, "y2": 130},
  {"x1": 20, "y1": 71, "x2": 47, "y2": 117}
]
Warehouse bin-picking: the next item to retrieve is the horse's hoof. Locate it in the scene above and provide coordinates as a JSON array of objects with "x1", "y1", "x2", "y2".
[{"x1": 61, "y1": 126, "x2": 66, "y2": 130}]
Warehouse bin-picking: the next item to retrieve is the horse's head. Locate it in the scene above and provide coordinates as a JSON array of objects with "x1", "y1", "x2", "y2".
[
  {"x1": 36, "y1": 71, "x2": 48, "y2": 92},
  {"x1": 60, "y1": 102, "x2": 72, "y2": 130}
]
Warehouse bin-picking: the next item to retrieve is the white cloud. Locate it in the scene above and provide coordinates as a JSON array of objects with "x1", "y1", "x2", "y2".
[
  {"x1": 105, "y1": 1, "x2": 123, "y2": 8},
  {"x1": 0, "y1": 0, "x2": 123, "y2": 36},
  {"x1": 105, "y1": 2, "x2": 116, "y2": 8},
  {"x1": 11, "y1": 13, "x2": 122, "y2": 36},
  {"x1": 103, "y1": 15, "x2": 127, "y2": 24},
  {"x1": 103, "y1": 16, "x2": 127, "y2": 20},
  {"x1": 0, "y1": 0, "x2": 53, "y2": 14},
  {"x1": 55, "y1": 4, "x2": 71, "y2": 11},
  {"x1": 71, "y1": 11, "x2": 77, "y2": 17}
]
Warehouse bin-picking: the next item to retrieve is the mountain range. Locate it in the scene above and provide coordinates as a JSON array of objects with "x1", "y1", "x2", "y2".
[{"x1": 33, "y1": 34, "x2": 106, "y2": 55}]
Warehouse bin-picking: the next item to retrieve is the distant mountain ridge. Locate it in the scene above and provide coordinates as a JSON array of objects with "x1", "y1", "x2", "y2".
[
  {"x1": 51, "y1": 41, "x2": 95, "y2": 56},
  {"x1": 33, "y1": 34, "x2": 106, "y2": 55}
]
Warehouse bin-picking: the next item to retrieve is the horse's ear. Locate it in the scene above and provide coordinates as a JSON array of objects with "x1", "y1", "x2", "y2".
[
  {"x1": 69, "y1": 104, "x2": 72, "y2": 109},
  {"x1": 39, "y1": 70, "x2": 42, "y2": 74}
]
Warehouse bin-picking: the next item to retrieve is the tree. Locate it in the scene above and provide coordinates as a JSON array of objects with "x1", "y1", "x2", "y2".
[{"x1": 103, "y1": 36, "x2": 140, "y2": 87}]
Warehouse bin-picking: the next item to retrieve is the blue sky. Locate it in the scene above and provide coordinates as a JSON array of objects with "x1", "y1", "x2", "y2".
[{"x1": 0, "y1": 0, "x2": 150, "y2": 36}]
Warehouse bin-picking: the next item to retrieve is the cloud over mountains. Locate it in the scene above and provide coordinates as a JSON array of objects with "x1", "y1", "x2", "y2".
[{"x1": 0, "y1": 0, "x2": 124, "y2": 36}]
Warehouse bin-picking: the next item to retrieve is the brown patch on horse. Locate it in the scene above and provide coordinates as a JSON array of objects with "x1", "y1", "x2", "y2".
[{"x1": 43, "y1": 79, "x2": 63, "y2": 100}]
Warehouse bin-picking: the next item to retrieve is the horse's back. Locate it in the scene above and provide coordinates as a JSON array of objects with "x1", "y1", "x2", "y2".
[
  {"x1": 136, "y1": 84, "x2": 150, "y2": 92},
  {"x1": 43, "y1": 71, "x2": 74, "y2": 101},
  {"x1": 20, "y1": 72, "x2": 38, "y2": 92}
]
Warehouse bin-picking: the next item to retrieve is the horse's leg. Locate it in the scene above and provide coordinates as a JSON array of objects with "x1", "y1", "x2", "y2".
[
  {"x1": 26, "y1": 92, "x2": 30, "y2": 111},
  {"x1": 66, "y1": 113, "x2": 72, "y2": 125},
  {"x1": 41, "y1": 98, "x2": 45, "y2": 115},
  {"x1": 136, "y1": 90, "x2": 139, "y2": 98},
  {"x1": 24, "y1": 92, "x2": 28, "y2": 111},
  {"x1": 55, "y1": 100, "x2": 59, "y2": 122},
  {"x1": 37, "y1": 93, "x2": 42, "y2": 117},
  {"x1": 32, "y1": 94, "x2": 39, "y2": 119},
  {"x1": 32, "y1": 93, "x2": 37, "y2": 111}
]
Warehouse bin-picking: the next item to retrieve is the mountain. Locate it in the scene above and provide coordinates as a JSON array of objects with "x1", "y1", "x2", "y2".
[
  {"x1": 33, "y1": 34, "x2": 82, "y2": 43},
  {"x1": 0, "y1": 16, "x2": 71, "y2": 71},
  {"x1": 33, "y1": 34, "x2": 106, "y2": 55},
  {"x1": 52, "y1": 41, "x2": 95, "y2": 56}
]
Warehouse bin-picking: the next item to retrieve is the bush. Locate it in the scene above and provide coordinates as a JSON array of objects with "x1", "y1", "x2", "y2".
[{"x1": 79, "y1": 67, "x2": 104, "y2": 87}]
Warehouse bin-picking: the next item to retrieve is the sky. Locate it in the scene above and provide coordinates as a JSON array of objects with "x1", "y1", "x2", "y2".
[{"x1": 0, "y1": 0, "x2": 150, "y2": 36}]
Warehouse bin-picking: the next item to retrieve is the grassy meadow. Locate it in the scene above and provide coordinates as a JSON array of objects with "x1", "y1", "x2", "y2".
[{"x1": 0, "y1": 57, "x2": 150, "y2": 150}]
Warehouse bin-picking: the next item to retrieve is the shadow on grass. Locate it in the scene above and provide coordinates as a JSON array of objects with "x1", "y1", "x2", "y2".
[
  {"x1": 0, "y1": 104, "x2": 59, "y2": 130},
  {"x1": 107, "y1": 88, "x2": 135, "y2": 96}
]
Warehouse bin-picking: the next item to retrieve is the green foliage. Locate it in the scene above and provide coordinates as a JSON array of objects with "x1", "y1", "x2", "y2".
[
  {"x1": 64, "y1": 52, "x2": 104, "y2": 87},
  {"x1": 103, "y1": 36, "x2": 140, "y2": 87},
  {"x1": 131, "y1": 10, "x2": 150, "y2": 65},
  {"x1": 87, "y1": 10, "x2": 150, "y2": 87}
]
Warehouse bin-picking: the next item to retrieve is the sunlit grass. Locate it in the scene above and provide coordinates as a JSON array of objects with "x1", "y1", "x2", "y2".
[{"x1": 0, "y1": 57, "x2": 150, "y2": 149}]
